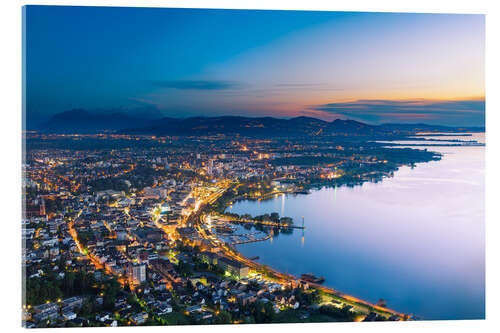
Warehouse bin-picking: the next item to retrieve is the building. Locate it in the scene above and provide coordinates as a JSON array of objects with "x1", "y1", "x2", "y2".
[
  {"x1": 33, "y1": 309, "x2": 59, "y2": 323},
  {"x1": 160, "y1": 204, "x2": 170, "y2": 214},
  {"x1": 218, "y1": 257, "x2": 249, "y2": 279},
  {"x1": 33, "y1": 302, "x2": 58, "y2": 314},
  {"x1": 130, "y1": 312, "x2": 148, "y2": 325},
  {"x1": 62, "y1": 311, "x2": 77, "y2": 321},
  {"x1": 157, "y1": 304, "x2": 173, "y2": 315},
  {"x1": 186, "y1": 304, "x2": 202, "y2": 313},
  {"x1": 200, "y1": 252, "x2": 249, "y2": 278},
  {"x1": 116, "y1": 230, "x2": 128, "y2": 241},
  {"x1": 143, "y1": 187, "x2": 168, "y2": 199},
  {"x1": 128, "y1": 263, "x2": 146, "y2": 284},
  {"x1": 200, "y1": 251, "x2": 218, "y2": 266},
  {"x1": 25, "y1": 198, "x2": 46, "y2": 218},
  {"x1": 96, "y1": 190, "x2": 124, "y2": 201},
  {"x1": 61, "y1": 296, "x2": 83, "y2": 311}
]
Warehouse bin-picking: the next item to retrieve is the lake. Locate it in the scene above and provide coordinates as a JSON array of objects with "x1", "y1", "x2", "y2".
[{"x1": 226, "y1": 133, "x2": 485, "y2": 320}]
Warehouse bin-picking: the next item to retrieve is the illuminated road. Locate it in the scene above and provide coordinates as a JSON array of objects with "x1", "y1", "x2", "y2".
[{"x1": 68, "y1": 210, "x2": 129, "y2": 289}]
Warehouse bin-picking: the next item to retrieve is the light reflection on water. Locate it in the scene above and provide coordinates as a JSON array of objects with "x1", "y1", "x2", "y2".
[{"x1": 227, "y1": 133, "x2": 484, "y2": 320}]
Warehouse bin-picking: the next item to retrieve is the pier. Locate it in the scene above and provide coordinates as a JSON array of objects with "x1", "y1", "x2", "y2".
[
  {"x1": 230, "y1": 233, "x2": 271, "y2": 245},
  {"x1": 228, "y1": 218, "x2": 305, "y2": 229}
]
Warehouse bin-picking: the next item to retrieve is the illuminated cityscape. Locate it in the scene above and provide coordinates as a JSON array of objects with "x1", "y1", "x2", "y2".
[
  {"x1": 22, "y1": 6, "x2": 485, "y2": 327},
  {"x1": 23, "y1": 128, "x2": 487, "y2": 327}
]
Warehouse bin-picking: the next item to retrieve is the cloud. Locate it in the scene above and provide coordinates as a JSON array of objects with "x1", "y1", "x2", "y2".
[
  {"x1": 307, "y1": 98, "x2": 485, "y2": 125},
  {"x1": 274, "y1": 83, "x2": 325, "y2": 87},
  {"x1": 146, "y1": 79, "x2": 242, "y2": 90},
  {"x1": 273, "y1": 83, "x2": 344, "y2": 92}
]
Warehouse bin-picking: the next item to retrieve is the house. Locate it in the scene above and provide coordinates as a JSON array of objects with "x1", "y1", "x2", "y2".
[
  {"x1": 239, "y1": 293, "x2": 257, "y2": 306},
  {"x1": 154, "y1": 282, "x2": 168, "y2": 291},
  {"x1": 68, "y1": 318, "x2": 87, "y2": 327},
  {"x1": 157, "y1": 304, "x2": 173, "y2": 315},
  {"x1": 186, "y1": 304, "x2": 202, "y2": 313},
  {"x1": 194, "y1": 311, "x2": 214, "y2": 322},
  {"x1": 96, "y1": 313, "x2": 112, "y2": 322},
  {"x1": 62, "y1": 296, "x2": 83, "y2": 310},
  {"x1": 103, "y1": 319, "x2": 118, "y2": 327},
  {"x1": 33, "y1": 309, "x2": 59, "y2": 322},
  {"x1": 33, "y1": 302, "x2": 58, "y2": 314},
  {"x1": 130, "y1": 312, "x2": 148, "y2": 325},
  {"x1": 363, "y1": 312, "x2": 378, "y2": 322},
  {"x1": 114, "y1": 297, "x2": 127, "y2": 308},
  {"x1": 218, "y1": 301, "x2": 229, "y2": 311},
  {"x1": 62, "y1": 311, "x2": 77, "y2": 321}
]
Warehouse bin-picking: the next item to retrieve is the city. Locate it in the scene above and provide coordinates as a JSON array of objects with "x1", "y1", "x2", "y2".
[
  {"x1": 20, "y1": 5, "x2": 485, "y2": 327},
  {"x1": 21, "y1": 130, "x2": 443, "y2": 327}
]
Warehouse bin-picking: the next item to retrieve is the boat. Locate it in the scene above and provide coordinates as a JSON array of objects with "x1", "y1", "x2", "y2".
[{"x1": 301, "y1": 273, "x2": 325, "y2": 284}]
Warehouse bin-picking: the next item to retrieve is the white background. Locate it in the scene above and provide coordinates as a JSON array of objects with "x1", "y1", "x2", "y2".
[{"x1": 1, "y1": 1, "x2": 498, "y2": 332}]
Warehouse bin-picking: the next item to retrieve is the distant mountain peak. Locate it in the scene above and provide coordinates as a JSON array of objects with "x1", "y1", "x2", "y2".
[{"x1": 35, "y1": 110, "x2": 483, "y2": 135}]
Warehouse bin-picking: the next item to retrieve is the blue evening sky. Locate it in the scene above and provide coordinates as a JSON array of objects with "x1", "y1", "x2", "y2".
[{"x1": 24, "y1": 6, "x2": 485, "y2": 126}]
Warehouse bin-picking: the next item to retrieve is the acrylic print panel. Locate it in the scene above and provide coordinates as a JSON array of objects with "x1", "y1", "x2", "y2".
[{"x1": 22, "y1": 5, "x2": 485, "y2": 328}]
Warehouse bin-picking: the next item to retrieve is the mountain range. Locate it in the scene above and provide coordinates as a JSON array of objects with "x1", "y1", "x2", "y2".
[
  {"x1": 39, "y1": 109, "x2": 156, "y2": 133},
  {"x1": 36, "y1": 109, "x2": 485, "y2": 136}
]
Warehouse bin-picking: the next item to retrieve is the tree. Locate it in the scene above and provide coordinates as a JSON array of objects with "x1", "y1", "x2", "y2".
[
  {"x1": 247, "y1": 280, "x2": 260, "y2": 292},
  {"x1": 294, "y1": 288, "x2": 320, "y2": 307},
  {"x1": 186, "y1": 279, "x2": 195, "y2": 293},
  {"x1": 78, "y1": 299, "x2": 94, "y2": 317},
  {"x1": 176, "y1": 261, "x2": 193, "y2": 278},
  {"x1": 270, "y1": 212, "x2": 280, "y2": 222},
  {"x1": 319, "y1": 304, "x2": 356, "y2": 321},
  {"x1": 251, "y1": 301, "x2": 275, "y2": 323},
  {"x1": 215, "y1": 310, "x2": 232, "y2": 324}
]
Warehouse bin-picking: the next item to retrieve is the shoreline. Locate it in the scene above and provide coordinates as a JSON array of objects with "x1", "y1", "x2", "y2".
[
  {"x1": 196, "y1": 187, "x2": 411, "y2": 320},
  {"x1": 229, "y1": 247, "x2": 409, "y2": 320},
  {"x1": 183, "y1": 135, "x2": 484, "y2": 321}
]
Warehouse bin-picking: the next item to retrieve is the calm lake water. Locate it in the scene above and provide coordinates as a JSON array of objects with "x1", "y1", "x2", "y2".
[{"x1": 227, "y1": 133, "x2": 485, "y2": 320}]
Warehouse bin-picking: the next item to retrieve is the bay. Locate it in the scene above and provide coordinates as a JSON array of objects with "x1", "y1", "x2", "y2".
[{"x1": 227, "y1": 133, "x2": 485, "y2": 320}]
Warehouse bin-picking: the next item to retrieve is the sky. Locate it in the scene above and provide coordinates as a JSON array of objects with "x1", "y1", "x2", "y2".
[{"x1": 24, "y1": 6, "x2": 485, "y2": 127}]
